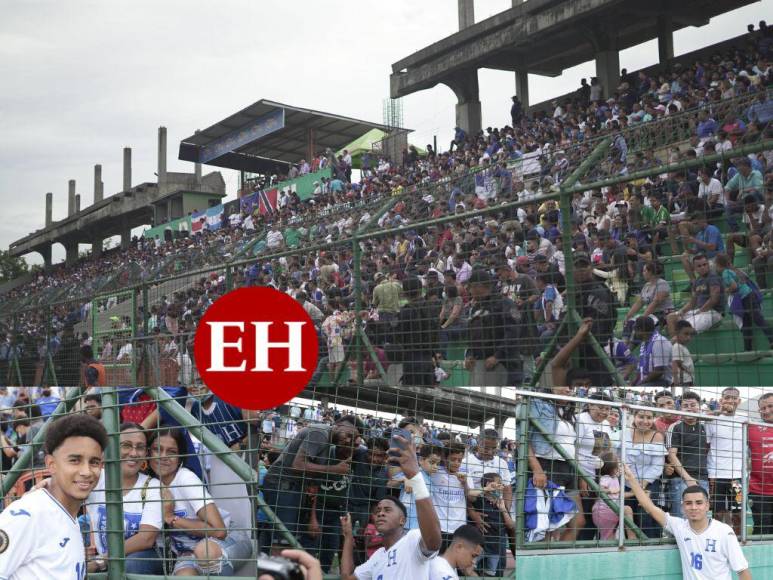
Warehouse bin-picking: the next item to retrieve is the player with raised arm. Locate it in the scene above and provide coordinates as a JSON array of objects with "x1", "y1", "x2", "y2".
[
  {"x1": 623, "y1": 463, "x2": 751, "y2": 580},
  {"x1": 0, "y1": 414, "x2": 107, "y2": 579},
  {"x1": 339, "y1": 432, "x2": 442, "y2": 580}
]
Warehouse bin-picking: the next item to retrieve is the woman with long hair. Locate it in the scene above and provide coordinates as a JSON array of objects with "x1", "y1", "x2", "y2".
[
  {"x1": 622, "y1": 405, "x2": 666, "y2": 538},
  {"x1": 148, "y1": 426, "x2": 253, "y2": 576}
]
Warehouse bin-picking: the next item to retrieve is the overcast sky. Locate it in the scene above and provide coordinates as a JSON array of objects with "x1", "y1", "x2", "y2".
[{"x1": 1, "y1": 0, "x2": 770, "y2": 265}]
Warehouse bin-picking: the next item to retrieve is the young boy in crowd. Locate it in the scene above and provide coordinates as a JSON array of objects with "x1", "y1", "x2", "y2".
[
  {"x1": 395, "y1": 445, "x2": 443, "y2": 530},
  {"x1": 671, "y1": 320, "x2": 696, "y2": 387},
  {"x1": 535, "y1": 273, "x2": 563, "y2": 345},
  {"x1": 469, "y1": 472, "x2": 514, "y2": 577}
]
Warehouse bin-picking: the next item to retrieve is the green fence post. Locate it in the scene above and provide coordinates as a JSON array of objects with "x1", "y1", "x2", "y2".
[
  {"x1": 101, "y1": 386, "x2": 126, "y2": 580},
  {"x1": 514, "y1": 396, "x2": 530, "y2": 548},
  {"x1": 352, "y1": 235, "x2": 364, "y2": 386}
]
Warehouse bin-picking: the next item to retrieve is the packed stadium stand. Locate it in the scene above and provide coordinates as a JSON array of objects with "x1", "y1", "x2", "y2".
[{"x1": 0, "y1": 19, "x2": 772, "y2": 580}]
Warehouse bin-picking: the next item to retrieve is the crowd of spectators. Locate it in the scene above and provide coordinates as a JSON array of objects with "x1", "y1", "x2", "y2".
[{"x1": 0, "y1": 28, "x2": 771, "y2": 398}]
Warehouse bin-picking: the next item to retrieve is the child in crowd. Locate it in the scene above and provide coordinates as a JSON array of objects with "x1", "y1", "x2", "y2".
[
  {"x1": 471, "y1": 472, "x2": 514, "y2": 577},
  {"x1": 592, "y1": 453, "x2": 636, "y2": 540},
  {"x1": 394, "y1": 445, "x2": 442, "y2": 530},
  {"x1": 535, "y1": 273, "x2": 563, "y2": 345},
  {"x1": 671, "y1": 320, "x2": 696, "y2": 387}
]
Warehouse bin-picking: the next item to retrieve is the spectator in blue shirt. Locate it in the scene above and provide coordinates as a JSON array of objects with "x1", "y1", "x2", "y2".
[
  {"x1": 680, "y1": 213, "x2": 725, "y2": 283},
  {"x1": 35, "y1": 387, "x2": 61, "y2": 417},
  {"x1": 695, "y1": 110, "x2": 718, "y2": 139},
  {"x1": 746, "y1": 91, "x2": 773, "y2": 124}
]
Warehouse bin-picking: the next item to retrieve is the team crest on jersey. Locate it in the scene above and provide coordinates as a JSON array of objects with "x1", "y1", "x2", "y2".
[{"x1": 0, "y1": 529, "x2": 9, "y2": 554}]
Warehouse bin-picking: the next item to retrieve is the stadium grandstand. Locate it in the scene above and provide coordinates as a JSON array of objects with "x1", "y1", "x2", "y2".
[{"x1": 1, "y1": 2, "x2": 773, "y2": 579}]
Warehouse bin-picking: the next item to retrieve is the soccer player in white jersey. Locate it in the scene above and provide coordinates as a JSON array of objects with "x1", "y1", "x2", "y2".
[
  {"x1": 0, "y1": 414, "x2": 107, "y2": 579},
  {"x1": 339, "y1": 433, "x2": 442, "y2": 580},
  {"x1": 429, "y1": 524, "x2": 484, "y2": 580},
  {"x1": 624, "y1": 463, "x2": 751, "y2": 580}
]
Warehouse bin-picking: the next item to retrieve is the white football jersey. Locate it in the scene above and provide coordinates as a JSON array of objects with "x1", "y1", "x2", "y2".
[
  {"x1": 85, "y1": 471, "x2": 162, "y2": 555},
  {"x1": 354, "y1": 528, "x2": 437, "y2": 580},
  {"x1": 429, "y1": 555, "x2": 459, "y2": 580},
  {"x1": 0, "y1": 489, "x2": 87, "y2": 580},
  {"x1": 665, "y1": 514, "x2": 749, "y2": 580}
]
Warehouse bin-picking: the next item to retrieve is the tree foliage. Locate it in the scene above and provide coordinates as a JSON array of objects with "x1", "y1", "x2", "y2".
[{"x1": 0, "y1": 250, "x2": 29, "y2": 284}]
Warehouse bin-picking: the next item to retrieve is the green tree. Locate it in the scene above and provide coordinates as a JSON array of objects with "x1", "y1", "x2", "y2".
[{"x1": 0, "y1": 250, "x2": 29, "y2": 283}]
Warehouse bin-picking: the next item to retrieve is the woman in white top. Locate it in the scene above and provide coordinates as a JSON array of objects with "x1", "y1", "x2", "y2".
[
  {"x1": 85, "y1": 423, "x2": 164, "y2": 574},
  {"x1": 575, "y1": 394, "x2": 613, "y2": 541},
  {"x1": 148, "y1": 426, "x2": 253, "y2": 576},
  {"x1": 621, "y1": 406, "x2": 666, "y2": 539}
]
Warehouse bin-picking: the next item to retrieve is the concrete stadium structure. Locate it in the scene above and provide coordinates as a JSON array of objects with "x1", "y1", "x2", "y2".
[{"x1": 390, "y1": 0, "x2": 758, "y2": 133}]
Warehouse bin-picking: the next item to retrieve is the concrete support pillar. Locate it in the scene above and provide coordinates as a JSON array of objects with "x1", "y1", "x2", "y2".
[
  {"x1": 45, "y1": 192, "x2": 53, "y2": 227},
  {"x1": 92, "y1": 237, "x2": 102, "y2": 258},
  {"x1": 515, "y1": 69, "x2": 530, "y2": 109},
  {"x1": 68, "y1": 180, "x2": 76, "y2": 216},
  {"x1": 458, "y1": 0, "x2": 474, "y2": 29},
  {"x1": 120, "y1": 216, "x2": 131, "y2": 250},
  {"x1": 65, "y1": 240, "x2": 78, "y2": 266},
  {"x1": 595, "y1": 49, "x2": 620, "y2": 99},
  {"x1": 194, "y1": 129, "x2": 203, "y2": 184},
  {"x1": 94, "y1": 164, "x2": 103, "y2": 203},
  {"x1": 158, "y1": 126, "x2": 167, "y2": 186},
  {"x1": 657, "y1": 14, "x2": 674, "y2": 62},
  {"x1": 123, "y1": 147, "x2": 132, "y2": 191},
  {"x1": 166, "y1": 199, "x2": 172, "y2": 222},
  {"x1": 75, "y1": 194, "x2": 81, "y2": 213},
  {"x1": 447, "y1": 70, "x2": 482, "y2": 136},
  {"x1": 40, "y1": 244, "x2": 52, "y2": 270}
]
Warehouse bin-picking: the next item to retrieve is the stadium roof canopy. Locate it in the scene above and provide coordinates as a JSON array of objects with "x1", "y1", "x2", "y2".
[{"x1": 179, "y1": 99, "x2": 408, "y2": 174}]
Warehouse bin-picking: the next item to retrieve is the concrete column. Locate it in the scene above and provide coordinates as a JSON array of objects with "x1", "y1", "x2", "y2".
[
  {"x1": 166, "y1": 199, "x2": 172, "y2": 222},
  {"x1": 94, "y1": 164, "x2": 103, "y2": 203},
  {"x1": 92, "y1": 237, "x2": 102, "y2": 258},
  {"x1": 595, "y1": 49, "x2": 620, "y2": 99},
  {"x1": 515, "y1": 69, "x2": 530, "y2": 109},
  {"x1": 40, "y1": 244, "x2": 52, "y2": 270},
  {"x1": 448, "y1": 70, "x2": 482, "y2": 136},
  {"x1": 123, "y1": 147, "x2": 132, "y2": 191},
  {"x1": 158, "y1": 126, "x2": 167, "y2": 186},
  {"x1": 75, "y1": 194, "x2": 81, "y2": 213},
  {"x1": 657, "y1": 14, "x2": 674, "y2": 62},
  {"x1": 194, "y1": 129, "x2": 203, "y2": 184},
  {"x1": 458, "y1": 0, "x2": 474, "y2": 29},
  {"x1": 68, "y1": 180, "x2": 76, "y2": 216},
  {"x1": 65, "y1": 240, "x2": 79, "y2": 266},
  {"x1": 45, "y1": 192, "x2": 53, "y2": 227},
  {"x1": 120, "y1": 216, "x2": 131, "y2": 250}
]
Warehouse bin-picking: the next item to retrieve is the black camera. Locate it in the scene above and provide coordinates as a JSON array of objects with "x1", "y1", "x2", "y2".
[{"x1": 257, "y1": 555, "x2": 305, "y2": 580}]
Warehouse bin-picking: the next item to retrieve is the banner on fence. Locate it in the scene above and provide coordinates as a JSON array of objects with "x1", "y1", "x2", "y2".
[{"x1": 142, "y1": 215, "x2": 192, "y2": 240}]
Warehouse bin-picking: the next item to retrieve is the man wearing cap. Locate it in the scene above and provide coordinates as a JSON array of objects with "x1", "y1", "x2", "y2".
[
  {"x1": 533, "y1": 254, "x2": 565, "y2": 293},
  {"x1": 464, "y1": 269, "x2": 521, "y2": 389},
  {"x1": 395, "y1": 277, "x2": 438, "y2": 387},
  {"x1": 679, "y1": 212, "x2": 725, "y2": 284},
  {"x1": 572, "y1": 252, "x2": 618, "y2": 385}
]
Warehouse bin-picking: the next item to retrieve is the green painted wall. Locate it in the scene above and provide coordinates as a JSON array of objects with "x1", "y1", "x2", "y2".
[{"x1": 515, "y1": 544, "x2": 772, "y2": 579}]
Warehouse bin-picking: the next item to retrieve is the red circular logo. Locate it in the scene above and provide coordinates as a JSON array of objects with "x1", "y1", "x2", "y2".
[{"x1": 194, "y1": 287, "x2": 319, "y2": 410}]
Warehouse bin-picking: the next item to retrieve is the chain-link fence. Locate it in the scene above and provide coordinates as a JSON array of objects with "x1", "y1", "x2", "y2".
[{"x1": 0, "y1": 108, "x2": 771, "y2": 578}]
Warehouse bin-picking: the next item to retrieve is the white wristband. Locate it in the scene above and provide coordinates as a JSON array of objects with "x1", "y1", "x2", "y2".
[{"x1": 409, "y1": 473, "x2": 430, "y2": 501}]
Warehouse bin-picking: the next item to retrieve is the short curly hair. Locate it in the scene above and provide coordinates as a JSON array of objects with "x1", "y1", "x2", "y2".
[{"x1": 44, "y1": 414, "x2": 108, "y2": 455}]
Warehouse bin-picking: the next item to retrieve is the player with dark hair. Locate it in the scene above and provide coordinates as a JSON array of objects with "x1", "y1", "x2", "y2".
[
  {"x1": 0, "y1": 414, "x2": 107, "y2": 578},
  {"x1": 430, "y1": 524, "x2": 483, "y2": 580},
  {"x1": 340, "y1": 433, "x2": 442, "y2": 579},
  {"x1": 624, "y1": 463, "x2": 751, "y2": 580}
]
